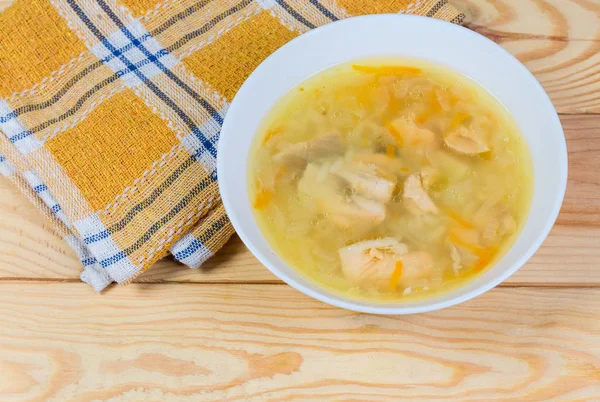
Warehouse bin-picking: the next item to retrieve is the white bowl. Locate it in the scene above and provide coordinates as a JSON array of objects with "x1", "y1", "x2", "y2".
[{"x1": 217, "y1": 14, "x2": 568, "y2": 314}]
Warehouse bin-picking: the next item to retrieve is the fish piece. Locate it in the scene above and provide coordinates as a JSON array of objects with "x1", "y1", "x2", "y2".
[
  {"x1": 338, "y1": 238, "x2": 434, "y2": 288},
  {"x1": 419, "y1": 169, "x2": 432, "y2": 189},
  {"x1": 274, "y1": 134, "x2": 344, "y2": 167},
  {"x1": 444, "y1": 125, "x2": 490, "y2": 155},
  {"x1": 482, "y1": 213, "x2": 516, "y2": 242},
  {"x1": 333, "y1": 159, "x2": 397, "y2": 203},
  {"x1": 403, "y1": 172, "x2": 439, "y2": 214},
  {"x1": 450, "y1": 244, "x2": 462, "y2": 274},
  {"x1": 451, "y1": 226, "x2": 480, "y2": 245},
  {"x1": 473, "y1": 197, "x2": 500, "y2": 227},
  {"x1": 435, "y1": 88, "x2": 460, "y2": 111},
  {"x1": 338, "y1": 238, "x2": 408, "y2": 287},
  {"x1": 298, "y1": 164, "x2": 385, "y2": 230},
  {"x1": 482, "y1": 217, "x2": 500, "y2": 242},
  {"x1": 448, "y1": 227, "x2": 482, "y2": 267},
  {"x1": 501, "y1": 213, "x2": 517, "y2": 235},
  {"x1": 401, "y1": 252, "x2": 434, "y2": 281},
  {"x1": 329, "y1": 195, "x2": 386, "y2": 228}
]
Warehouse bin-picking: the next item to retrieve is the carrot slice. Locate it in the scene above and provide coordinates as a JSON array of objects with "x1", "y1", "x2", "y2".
[
  {"x1": 445, "y1": 208, "x2": 475, "y2": 229},
  {"x1": 386, "y1": 144, "x2": 396, "y2": 158},
  {"x1": 263, "y1": 126, "x2": 283, "y2": 144},
  {"x1": 385, "y1": 120, "x2": 404, "y2": 148},
  {"x1": 253, "y1": 189, "x2": 272, "y2": 209},
  {"x1": 448, "y1": 231, "x2": 484, "y2": 254},
  {"x1": 472, "y1": 248, "x2": 497, "y2": 272},
  {"x1": 352, "y1": 65, "x2": 422, "y2": 76},
  {"x1": 450, "y1": 229, "x2": 498, "y2": 272},
  {"x1": 390, "y1": 261, "x2": 403, "y2": 291},
  {"x1": 429, "y1": 91, "x2": 443, "y2": 113}
]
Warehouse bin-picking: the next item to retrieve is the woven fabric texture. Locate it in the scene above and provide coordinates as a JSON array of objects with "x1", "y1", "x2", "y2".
[{"x1": 0, "y1": 0, "x2": 464, "y2": 291}]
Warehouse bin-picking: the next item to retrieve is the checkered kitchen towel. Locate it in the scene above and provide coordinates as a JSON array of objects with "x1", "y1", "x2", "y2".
[{"x1": 0, "y1": 0, "x2": 464, "y2": 291}]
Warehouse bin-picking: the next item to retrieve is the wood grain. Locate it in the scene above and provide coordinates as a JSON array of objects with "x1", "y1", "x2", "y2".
[
  {"x1": 1, "y1": 282, "x2": 599, "y2": 401},
  {"x1": 2, "y1": 115, "x2": 598, "y2": 285},
  {"x1": 453, "y1": 0, "x2": 600, "y2": 114},
  {"x1": 559, "y1": 114, "x2": 600, "y2": 226}
]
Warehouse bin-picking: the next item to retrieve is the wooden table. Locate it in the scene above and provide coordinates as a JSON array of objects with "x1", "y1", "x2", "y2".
[{"x1": 1, "y1": 1, "x2": 599, "y2": 400}]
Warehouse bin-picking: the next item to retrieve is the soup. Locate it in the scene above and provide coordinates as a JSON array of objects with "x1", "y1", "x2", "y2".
[{"x1": 248, "y1": 58, "x2": 533, "y2": 301}]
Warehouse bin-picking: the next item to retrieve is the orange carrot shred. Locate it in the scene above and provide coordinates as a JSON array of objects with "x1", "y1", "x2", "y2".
[
  {"x1": 449, "y1": 92, "x2": 460, "y2": 106},
  {"x1": 449, "y1": 232, "x2": 484, "y2": 254},
  {"x1": 386, "y1": 144, "x2": 395, "y2": 158},
  {"x1": 263, "y1": 126, "x2": 283, "y2": 144},
  {"x1": 390, "y1": 261, "x2": 403, "y2": 291},
  {"x1": 450, "y1": 229, "x2": 498, "y2": 272},
  {"x1": 352, "y1": 65, "x2": 422, "y2": 76},
  {"x1": 472, "y1": 248, "x2": 497, "y2": 272},
  {"x1": 427, "y1": 90, "x2": 443, "y2": 113},
  {"x1": 400, "y1": 167, "x2": 410, "y2": 173},
  {"x1": 253, "y1": 189, "x2": 272, "y2": 209},
  {"x1": 445, "y1": 208, "x2": 475, "y2": 229},
  {"x1": 385, "y1": 120, "x2": 404, "y2": 148}
]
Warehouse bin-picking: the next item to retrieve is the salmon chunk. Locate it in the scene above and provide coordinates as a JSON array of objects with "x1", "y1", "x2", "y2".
[
  {"x1": 403, "y1": 172, "x2": 439, "y2": 214},
  {"x1": 339, "y1": 238, "x2": 408, "y2": 287},
  {"x1": 444, "y1": 125, "x2": 490, "y2": 155},
  {"x1": 332, "y1": 159, "x2": 397, "y2": 203},
  {"x1": 339, "y1": 238, "x2": 434, "y2": 288},
  {"x1": 298, "y1": 163, "x2": 386, "y2": 230}
]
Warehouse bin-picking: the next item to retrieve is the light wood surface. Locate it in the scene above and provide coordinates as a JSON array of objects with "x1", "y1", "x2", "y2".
[
  {"x1": 1, "y1": 283, "x2": 600, "y2": 401},
  {"x1": 1, "y1": 0, "x2": 599, "y2": 400},
  {"x1": 454, "y1": 0, "x2": 600, "y2": 114}
]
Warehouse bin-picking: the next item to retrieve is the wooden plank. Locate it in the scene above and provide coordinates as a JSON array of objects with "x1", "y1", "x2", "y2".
[
  {"x1": 559, "y1": 115, "x2": 600, "y2": 226},
  {"x1": 0, "y1": 182, "x2": 82, "y2": 279},
  {"x1": 1, "y1": 115, "x2": 598, "y2": 285},
  {"x1": 453, "y1": 0, "x2": 600, "y2": 114},
  {"x1": 1, "y1": 283, "x2": 599, "y2": 401}
]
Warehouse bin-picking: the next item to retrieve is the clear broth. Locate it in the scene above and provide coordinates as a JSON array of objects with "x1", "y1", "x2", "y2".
[{"x1": 248, "y1": 58, "x2": 533, "y2": 302}]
